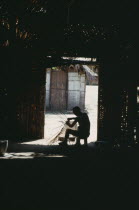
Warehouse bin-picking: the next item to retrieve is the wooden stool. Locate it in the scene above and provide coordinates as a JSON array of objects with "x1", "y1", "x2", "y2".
[
  {"x1": 68, "y1": 137, "x2": 76, "y2": 145},
  {"x1": 68, "y1": 137, "x2": 88, "y2": 145},
  {"x1": 77, "y1": 137, "x2": 88, "y2": 145},
  {"x1": 59, "y1": 136, "x2": 88, "y2": 146}
]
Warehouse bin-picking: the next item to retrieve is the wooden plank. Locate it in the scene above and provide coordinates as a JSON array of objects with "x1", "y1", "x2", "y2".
[
  {"x1": 16, "y1": 70, "x2": 46, "y2": 140},
  {"x1": 50, "y1": 70, "x2": 67, "y2": 110},
  {"x1": 97, "y1": 63, "x2": 121, "y2": 142},
  {"x1": 137, "y1": 86, "x2": 139, "y2": 142},
  {"x1": 46, "y1": 69, "x2": 51, "y2": 109},
  {"x1": 67, "y1": 72, "x2": 86, "y2": 110}
]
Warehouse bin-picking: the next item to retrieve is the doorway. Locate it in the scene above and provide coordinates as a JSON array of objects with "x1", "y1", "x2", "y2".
[
  {"x1": 50, "y1": 69, "x2": 67, "y2": 110},
  {"x1": 44, "y1": 62, "x2": 99, "y2": 145}
]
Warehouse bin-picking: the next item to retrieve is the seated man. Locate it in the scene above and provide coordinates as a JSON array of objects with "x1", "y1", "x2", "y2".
[{"x1": 59, "y1": 106, "x2": 90, "y2": 146}]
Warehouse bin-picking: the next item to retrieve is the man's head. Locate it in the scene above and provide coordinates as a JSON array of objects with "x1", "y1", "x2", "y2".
[{"x1": 72, "y1": 106, "x2": 81, "y2": 116}]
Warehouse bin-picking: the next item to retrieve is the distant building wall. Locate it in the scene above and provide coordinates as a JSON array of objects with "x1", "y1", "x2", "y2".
[
  {"x1": 46, "y1": 69, "x2": 51, "y2": 109},
  {"x1": 50, "y1": 70, "x2": 67, "y2": 110},
  {"x1": 46, "y1": 66, "x2": 86, "y2": 111},
  {"x1": 80, "y1": 74, "x2": 86, "y2": 110},
  {"x1": 67, "y1": 72, "x2": 86, "y2": 110},
  {"x1": 86, "y1": 76, "x2": 98, "y2": 85}
]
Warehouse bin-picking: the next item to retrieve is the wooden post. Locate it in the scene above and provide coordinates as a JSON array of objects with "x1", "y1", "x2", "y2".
[
  {"x1": 128, "y1": 84, "x2": 137, "y2": 144},
  {"x1": 97, "y1": 61, "x2": 121, "y2": 143},
  {"x1": 136, "y1": 86, "x2": 139, "y2": 143},
  {"x1": 97, "y1": 63, "x2": 105, "y2": 141},
  {"x1": 15, "y1": 66, "x2": 46, "y2": 140}
]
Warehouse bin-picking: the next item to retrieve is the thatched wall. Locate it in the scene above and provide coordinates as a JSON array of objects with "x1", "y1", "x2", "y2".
[
  {"x1": 97, "y1": 59, "x2": 138, "y2": 144},
  {"x1": 0, "y1": 50, "x2": 46, "y2": 141}
]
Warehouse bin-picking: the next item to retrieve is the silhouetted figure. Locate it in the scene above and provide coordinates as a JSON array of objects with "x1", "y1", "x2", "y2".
[{"x1": 59, "y1": 106, "x2": 90, "y2": 146}]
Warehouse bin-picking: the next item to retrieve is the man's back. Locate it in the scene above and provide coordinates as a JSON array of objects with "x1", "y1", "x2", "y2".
[{"x1": 76, "y1": 113, "x2": 90, "y2": 137}]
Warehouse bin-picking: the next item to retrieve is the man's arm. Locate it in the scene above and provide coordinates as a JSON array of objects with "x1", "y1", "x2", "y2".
[
  {"x1": 66, "y1": 118, "x2": 77, "y2": 128},
  {"x1": 67, "y1": 117, "x2": 77, "y2": 121}
]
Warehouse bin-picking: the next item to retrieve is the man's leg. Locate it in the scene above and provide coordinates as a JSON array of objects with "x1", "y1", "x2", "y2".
[
  {"x1": 84, "y1": 138, "x2": 87, "y2": 145},
  {"x1": 66, "y1": 130, "x2": 81, "y2": 146},
  {"x1": 76, "y1": 137, "x2": 80, "y2": 146},
  {"x1": 65, "y1": 129, "x2": 79, "y2": 142},
  {"x1": 59, "y1": 129, "x2": 78, "y2": 146},
  {"x1": 64, "y1": 129, "x2": 71, "y2": 143}
]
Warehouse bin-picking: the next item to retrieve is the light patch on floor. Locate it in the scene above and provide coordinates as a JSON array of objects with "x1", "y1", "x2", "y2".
[{"x1": 0, "y1": 152, "x2": 65, "y2": 159}]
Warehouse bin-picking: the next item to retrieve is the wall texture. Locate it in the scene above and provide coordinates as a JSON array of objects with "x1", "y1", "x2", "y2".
[
  {"x1": 45, "y1": 69, "x2": 51, "y2": 109},
  {"x1": 46, "y1": 67, "x2": 86, "y2": 111},
  {"x1": 67, "y1": 72, "x2": 86, "y2": 110}
]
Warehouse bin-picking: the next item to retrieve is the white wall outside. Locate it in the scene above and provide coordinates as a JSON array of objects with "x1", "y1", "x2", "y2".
[
  {"x1": 45, "y1": 69, "x2": 51, "y2": 109},
  {"x1": 68, "y1": 72, "x2": 86, "y2": 110}
]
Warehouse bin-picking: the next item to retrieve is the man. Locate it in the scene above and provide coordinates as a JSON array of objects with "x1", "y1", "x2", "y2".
[{"x1": 59, "y1": 106, "x2": 90, "y2": 146}]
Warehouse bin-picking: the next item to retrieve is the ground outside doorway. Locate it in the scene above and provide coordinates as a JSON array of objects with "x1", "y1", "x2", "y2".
[{"x1": 44, "y1": 85, "x2": 98, "y2": 145}]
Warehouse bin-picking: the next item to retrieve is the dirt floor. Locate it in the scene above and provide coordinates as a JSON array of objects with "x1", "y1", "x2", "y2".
[{"x1": 1, "y1": 146, "x2": 139, "y2": 209}]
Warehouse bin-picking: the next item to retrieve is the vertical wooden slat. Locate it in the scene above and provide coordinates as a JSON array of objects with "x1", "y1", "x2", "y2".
[
  {"x1": 97, "y1": 61, "x2": 121, "y2": 143},
  {"x1": 50, "y1": 70, "x2": 67, "y2": 110},
  {"x1": 119, "y1": 83, "x2": 137, "y2": 145},
  {"x1": 137, "y1": 86, "x2": 139, "y2": 143},
  {"x1": 16, "y1": 69, "x2": 46, "y2": 140},
  {"x1": 97, "y1": 64, "x2": 105, "y2": 140},
  {"x1": 0, "y1": 87, "x2": 9, "y2": 139},
  {"x1": 128, "y1": 84, "x2": 137, "y2": 144}
]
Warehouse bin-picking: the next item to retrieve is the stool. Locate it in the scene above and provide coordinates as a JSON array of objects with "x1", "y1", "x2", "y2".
[
  {"x1": 67, "y1": 137, "x2": 76, "y2": 145},
  {"x1": 77, "y1": 137, "x2": 88, "y2": 145},
  {"x1": 68, "y1": 137, "x2": 88, "y2": 146}
]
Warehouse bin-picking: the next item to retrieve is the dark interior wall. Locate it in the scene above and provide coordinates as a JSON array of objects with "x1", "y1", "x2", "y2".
[
  {"x1": 137, "y1": 86, "x2": 139, "y2": 142},
  {"x1": 98, "y1": 56, "x2": 138, "y2": 144},
  {"x1": 0, "y1": 16, "x2": 138, "y2": 143},
  {"x1": 0, "y1": 50, "x2": 137, "y2": 143},
  {"x1": 0, "y1": 49, "x2": 46, "y2": 141},
  {"x1": 0, "y1": 49, "x2": 30, "y2": 139}
]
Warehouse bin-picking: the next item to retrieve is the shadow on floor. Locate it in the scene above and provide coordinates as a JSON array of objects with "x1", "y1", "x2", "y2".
[
  {"x1": 1, "y1": 142, "x2": 139, "y2": 209},
  {"x1": 6, "y1": 140, "x2": 139, "y2": 161},
  {"x1": 7, "y1": 142, "x2": 97, "y2": 159}
]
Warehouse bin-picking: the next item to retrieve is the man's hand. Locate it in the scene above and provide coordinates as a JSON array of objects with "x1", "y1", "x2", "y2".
[
  {"x1": 66, "y1": 120, "x2": 69, "y2": 125},
  {"x1": 65, "y1": 118, "x2": 77, "y2": 128}
]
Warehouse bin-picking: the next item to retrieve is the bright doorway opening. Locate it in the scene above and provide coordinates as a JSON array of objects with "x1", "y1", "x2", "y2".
[{"x1": 44, "y1": 59, "x2": 99, "y2": 145}]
